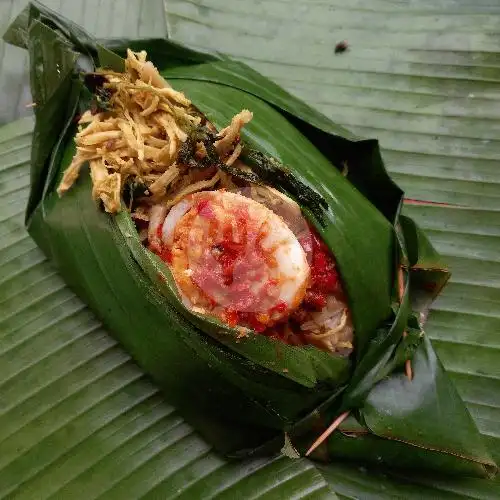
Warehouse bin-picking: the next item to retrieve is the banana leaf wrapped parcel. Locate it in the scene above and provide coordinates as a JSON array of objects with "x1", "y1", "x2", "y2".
[{"x1": 4, "y1": 2, "x2": 497, "y2": 478}]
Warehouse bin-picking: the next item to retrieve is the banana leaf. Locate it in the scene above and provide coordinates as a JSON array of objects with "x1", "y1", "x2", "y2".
[
  {"x1": 3, "y1": 1, "x2": 497, "y2": 478},
  {"x1": 0, "y1": 117, "x2": 338, "y2": 500}
]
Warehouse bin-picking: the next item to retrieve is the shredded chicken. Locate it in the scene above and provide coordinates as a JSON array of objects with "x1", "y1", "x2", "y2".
[
  {"x1": 57, "y1": 49, "x2": 252, "y2": 213},
  {"x1": 215, "y1": 110, "x2": 253, "y2": 156},
  {"x1": 148, "y1": 165, "x2": 181, "y2": 196},
  {"x1": 89, "y1": 159, "x2": 121, "y2": 213},
  {"x1": 166, "y1": 172, "x2": 221, "y2": 209}
]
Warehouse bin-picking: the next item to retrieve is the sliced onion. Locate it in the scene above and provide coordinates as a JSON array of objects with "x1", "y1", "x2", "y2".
[{"x1": 161, "y1": 198, "x2": 192, "y2": 247}]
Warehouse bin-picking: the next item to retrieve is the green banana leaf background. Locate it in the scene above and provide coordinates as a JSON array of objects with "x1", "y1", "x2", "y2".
[{"x1": 0, "y1": 0, "x2": 499, "y2": 498}]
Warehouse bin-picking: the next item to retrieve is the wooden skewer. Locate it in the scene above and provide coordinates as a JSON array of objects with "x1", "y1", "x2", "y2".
[
  {"x1": 405, "y1": 358, "x2": 413, "y2": 380},
  {"x1": 398, "y1": 267, "x2": 413, "y2": 381},
  {"x1": 305, "y1": 411, "x2": 350, "y2": 457},
  {"x1": 403, "y1": 198, "x2": 462, "y2": 208}
]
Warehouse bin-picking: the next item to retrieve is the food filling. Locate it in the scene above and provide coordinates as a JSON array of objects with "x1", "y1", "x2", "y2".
[
  {"x1": 149, "y1": 188, "x2": 353, "y2": 354},
  {"x1": 57, "y1": 49, "x2": 353, "y2": 355}
]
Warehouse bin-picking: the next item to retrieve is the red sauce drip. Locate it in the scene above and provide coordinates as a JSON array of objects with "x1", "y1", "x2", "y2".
[
  {"x1": 309, "y1": 230, "x2": 339, "y2": 293},
  {"x1": 220, "y1": 285, "x2": 286, "y2": 333},
  {"x1": 159, "y1": 248, "x2": 172, "y2": 264},
  {"x1": 224, "y1": 309, "x2": 239, "y2": 327},
  {"x1": 304, "y1": 290, "x2": 327, "y2": 310},
  {"x1": 270, "y1": 300, "x2": 288, "y2": 315},
  {"x1": 152, "y1": 222, "x2": 173, "y2": 263},
  {"x1": 300, "y1": 226, "x2": 339, "y2": 310},
  {"x1": 196, "y1": 199, "x2": 215, "y2": 219},
  {"x1": 213, "y1": 240, "x2": 246, "y2": 286},
  {"x1": 238, "y1": 312, "x2": 267, "y2": 332}
]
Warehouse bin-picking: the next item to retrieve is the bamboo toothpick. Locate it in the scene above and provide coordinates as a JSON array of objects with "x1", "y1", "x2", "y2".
[
  {"x1": 398, "y1": 267, "x2": 413, "y2": 381},
  {"x1": 405, "y1": 358, "x2": 413, "y2": 380},
  {"x1": 305, "y1": 411, "x2": 350, "y2": 457}
]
